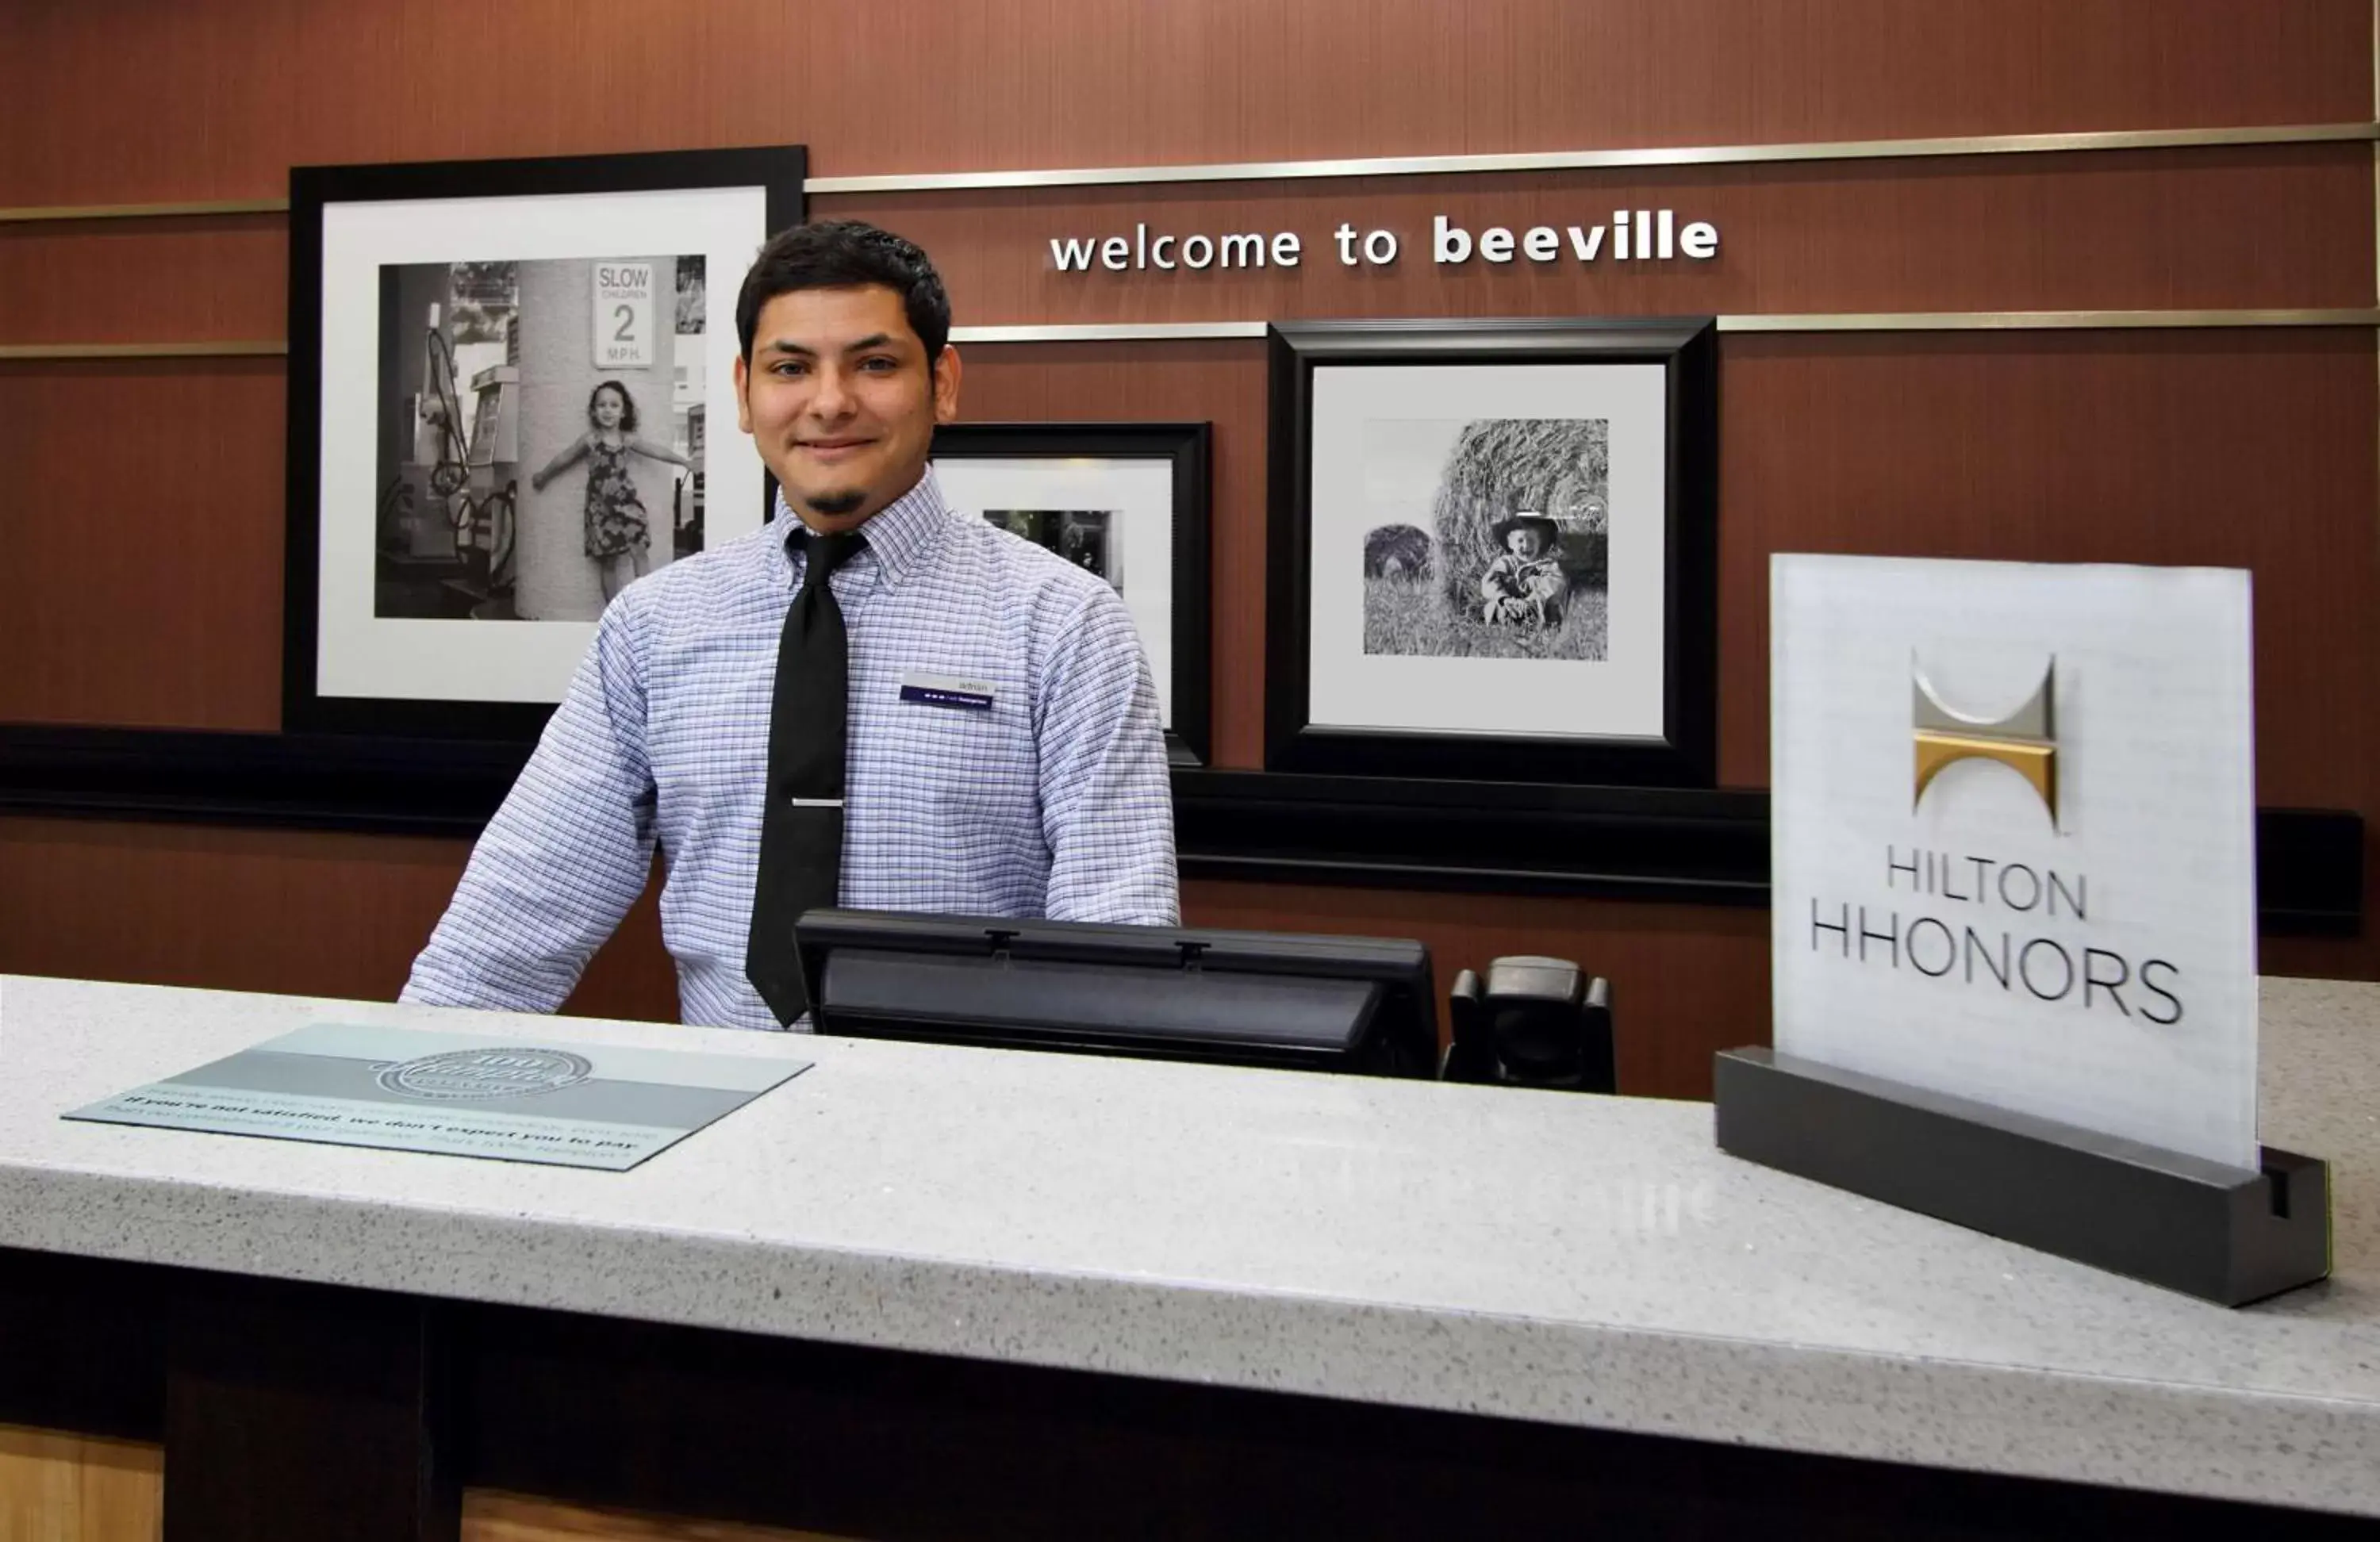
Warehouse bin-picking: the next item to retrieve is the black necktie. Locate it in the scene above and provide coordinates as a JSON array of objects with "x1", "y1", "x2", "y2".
[{"x1": 747, "y1": 528, "x2": 866, "y2": 1026}]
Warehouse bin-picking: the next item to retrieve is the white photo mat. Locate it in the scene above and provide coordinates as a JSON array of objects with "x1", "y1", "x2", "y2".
[
  {"x1": 931, "y1": 456, "x2": 1178, "y2": 728},
  {"x1": 1306, "y1": 361, "x2": 1668, "y2": 740},
  {"x1": 316, "y1": 185, "x2": 770, "y2": 704}
]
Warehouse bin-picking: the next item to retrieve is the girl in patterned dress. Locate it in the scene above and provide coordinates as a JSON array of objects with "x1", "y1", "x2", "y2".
[{"x1": 530, "y1": 380, "x2": 694, "y2": 602}]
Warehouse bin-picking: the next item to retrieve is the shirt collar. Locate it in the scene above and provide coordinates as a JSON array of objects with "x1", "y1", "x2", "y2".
[{"x1": 767, "y1": 464, "x2": 950, "y2": 593}]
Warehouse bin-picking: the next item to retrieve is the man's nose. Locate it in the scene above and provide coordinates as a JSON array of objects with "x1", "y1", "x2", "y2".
[{"x1": 808, "y1": 366, "x2": 854, "y2": 420}]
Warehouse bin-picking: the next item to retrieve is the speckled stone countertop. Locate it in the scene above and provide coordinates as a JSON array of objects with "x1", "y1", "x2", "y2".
[{"x1": 2, "y1": 973, "x2": 2375, "y2": 1513}]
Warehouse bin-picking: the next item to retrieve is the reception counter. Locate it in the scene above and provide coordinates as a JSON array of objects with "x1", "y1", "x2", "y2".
[{"x1": 2, "y1": 971, "x2": 2376, "y2": 1537}]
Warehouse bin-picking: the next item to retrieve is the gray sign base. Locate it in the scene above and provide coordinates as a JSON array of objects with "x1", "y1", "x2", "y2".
[{"x1": 1713, "y1": 1047, "x2": 2331, "y2": 1306}]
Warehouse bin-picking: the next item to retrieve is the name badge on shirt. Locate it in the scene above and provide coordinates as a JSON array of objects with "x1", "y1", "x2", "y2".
[{"x1": 899, "y1": 671, "x2": 996, "y2": 712}]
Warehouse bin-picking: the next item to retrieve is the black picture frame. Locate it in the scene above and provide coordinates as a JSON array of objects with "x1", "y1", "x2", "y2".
[
  {"x1": 1264, "y1": 316, "x2": 1718, "y2": 788},
  {"x1": 283, "y1": 145, "x2": 806, "y2": 742},
  {"x1": 929, "y1": 421, "x2": 1214, "y2": 767}
]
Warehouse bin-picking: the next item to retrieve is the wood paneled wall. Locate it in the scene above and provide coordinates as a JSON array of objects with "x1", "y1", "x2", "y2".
[
  {"x1": 0, "y1": 1437, "x2": 846, "y2": 1542},
  {"x1": 1, "y1": 2, "x2": 2367, "y2": 198},
  {"x1": 0, "y1": 361, "x2": 288, "y2": 730},
  {"x1": 832, "y1": 147, "x2": 2376, "y2": 323},
  {"x1": 0, "y1": 819, "x2": 683, "y2": 1026},
  {"x1": 0, "y1": 1425, "x2": 163, "y2": 1542},
  {"x1": 459, "y1": 1489, "x2": 843, "y2": 1540},
  {"x1": 2, "y1": 0, "x2": 2373, "y2": 1099}
]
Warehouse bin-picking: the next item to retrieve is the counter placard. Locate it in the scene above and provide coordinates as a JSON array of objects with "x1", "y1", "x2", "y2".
[
  {"x1": 65, "y1": 1022, "x2": 808, "y2": 1171},
  {"x1": 1720, "y1": 554, "x2": 2329, "y2": 1305}
]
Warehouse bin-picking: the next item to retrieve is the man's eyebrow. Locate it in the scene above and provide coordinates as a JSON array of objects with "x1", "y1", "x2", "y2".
[{"x1": 757, "y1": 333, "x2": 899, "y2": 358}]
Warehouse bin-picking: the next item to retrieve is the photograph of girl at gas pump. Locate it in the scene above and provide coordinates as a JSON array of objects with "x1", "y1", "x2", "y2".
[
  {"x1": 372, "y1": 253, "x2": 708, "y2": 623},
  {"x1": 529, "y1": 380, "x2": 692, "y2": 602}
]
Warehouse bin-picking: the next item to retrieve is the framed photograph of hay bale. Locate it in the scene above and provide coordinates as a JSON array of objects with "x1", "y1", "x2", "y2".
[
  {"x1": 1264, "y1": 317, "x2": 1716, "y2": 787},
  {"x1": 929, "y1": 421, "x2": 1212, "y2": 766}
]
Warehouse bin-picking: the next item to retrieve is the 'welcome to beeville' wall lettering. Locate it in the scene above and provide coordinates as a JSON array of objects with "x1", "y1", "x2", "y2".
[{"x1": 1048, "y1": 211, "x2": 1720, "y2": 273}]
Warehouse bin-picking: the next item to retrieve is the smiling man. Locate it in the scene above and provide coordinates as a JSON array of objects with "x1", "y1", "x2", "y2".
[{"x1": 402, "y1": 221, "x2": 1178, "y2": 1030}]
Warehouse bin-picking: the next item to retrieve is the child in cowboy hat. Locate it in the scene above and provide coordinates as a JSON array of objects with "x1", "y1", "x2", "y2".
[{"x1": 1480, "y1": 512, "x2": 1567, "y2": 626}]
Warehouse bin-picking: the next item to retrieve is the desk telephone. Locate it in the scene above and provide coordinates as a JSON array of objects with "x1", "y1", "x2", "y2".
[{"x1": 1440, "y1": 956, "x2": 1614, "y2": 1093}]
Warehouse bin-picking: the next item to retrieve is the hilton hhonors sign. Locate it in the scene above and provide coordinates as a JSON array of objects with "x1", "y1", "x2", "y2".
[{"x1": 1768, "y1": 555, "x2": 2259, "y2": 1171}]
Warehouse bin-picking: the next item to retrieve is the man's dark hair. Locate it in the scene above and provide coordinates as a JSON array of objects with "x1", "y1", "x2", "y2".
[{"x1": 735, "y1": 220, "x2": 951, "y2": 365}]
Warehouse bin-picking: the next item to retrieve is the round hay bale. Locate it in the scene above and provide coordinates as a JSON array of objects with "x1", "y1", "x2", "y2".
[
  {"x1": 1432, "y1": 419, "x2": 1610, "y2": 612},
  {"x1": 1364, "y1": 523, "x2": 1434, "y2": 578}
]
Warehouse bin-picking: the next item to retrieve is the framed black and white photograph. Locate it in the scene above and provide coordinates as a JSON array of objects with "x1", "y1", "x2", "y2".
[
  {"x1": 929, "y1": 422, "x2": 1212, "y2": 765},
  {"x1": 285, "y1": 145, "x2": 805, "y2": 739},
  {"x1": 1265, "y1": 318, "x2": 1717, "y2": 787}
]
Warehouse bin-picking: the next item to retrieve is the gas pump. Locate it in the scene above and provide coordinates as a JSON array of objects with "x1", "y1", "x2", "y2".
[
  {"x1": 463, "y1": 339, "x2": 522, "y2": 607},
  {"x1": 390, "y1": 302, "x2": 460, "y2": 566},
  {"x1": 410, "y1": 307, "x2": 522, "y2": 617}
]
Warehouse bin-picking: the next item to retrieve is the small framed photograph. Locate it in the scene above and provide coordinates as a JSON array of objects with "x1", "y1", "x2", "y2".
[
  {"x1": 283, "y1": 146, "x2": 805, "y2": 739},
  {"x1": 929, "y1": 422, "x2": 1212, "y2": 765},
  {"x1": 1265, "y1": 317, "x2": 1717, "y2": 786}
]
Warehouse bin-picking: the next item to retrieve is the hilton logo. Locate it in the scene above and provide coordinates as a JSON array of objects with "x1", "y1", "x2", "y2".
[
  {"x1": 1912, "y1": 658, "x2": 2057, "y2": 825},
  {"x1": 1808, "y1": 654, "x2": 2178, "y2": 1025},
  {"x1": 374, "y1": 1048, "x2": 594, "y2": 1102}
]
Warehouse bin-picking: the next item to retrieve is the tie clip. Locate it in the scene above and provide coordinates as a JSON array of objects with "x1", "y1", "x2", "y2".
[{"x1": 782, "y1": 796, "x2": 844, "y2": 810}]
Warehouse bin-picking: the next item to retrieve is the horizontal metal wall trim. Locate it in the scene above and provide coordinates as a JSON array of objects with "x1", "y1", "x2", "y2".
[
  {"x1": 952, "y1": 311, "x2": 2380, "y2": 343},
  {"x1": 954, "y1": 322, "x2": 1269, "y2": 343},
  {"x1": 809, "y1": 122, "x2": 2380, "y2": 193},
  {"x1": 1719, "y1": 308, "x2": 2380, "y2": 333},
  {"x1": 0, "y1": 340, "x2": 288, "y2": 361},
  {"x1": 0, "y1": 196, "x2": 291, "y2": 224},
  {"x1": 5, "y1": 121, "x2": 2374, "y2": 224},
  {"x1": 10, "y1": 311, "x2": 2377, "y2": 359}
]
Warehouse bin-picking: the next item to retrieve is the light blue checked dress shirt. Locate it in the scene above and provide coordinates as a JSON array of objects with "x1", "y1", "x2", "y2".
[{"x1": 401, "y1": 466, "x2": 1179, "y2": 1030}]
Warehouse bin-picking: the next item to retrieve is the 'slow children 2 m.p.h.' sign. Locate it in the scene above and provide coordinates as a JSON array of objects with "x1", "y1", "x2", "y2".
[{"x1": 593, "y1": 260, "x2": 658, "y2": 367}]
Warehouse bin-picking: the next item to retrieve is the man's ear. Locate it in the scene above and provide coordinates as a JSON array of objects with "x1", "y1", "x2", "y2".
[
  {"x1": 732, "y1": 354, "x2": 753, "y2": 435},
  {"x1": 931, "y1": 345, "x2": 963, "y2": 424}
]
